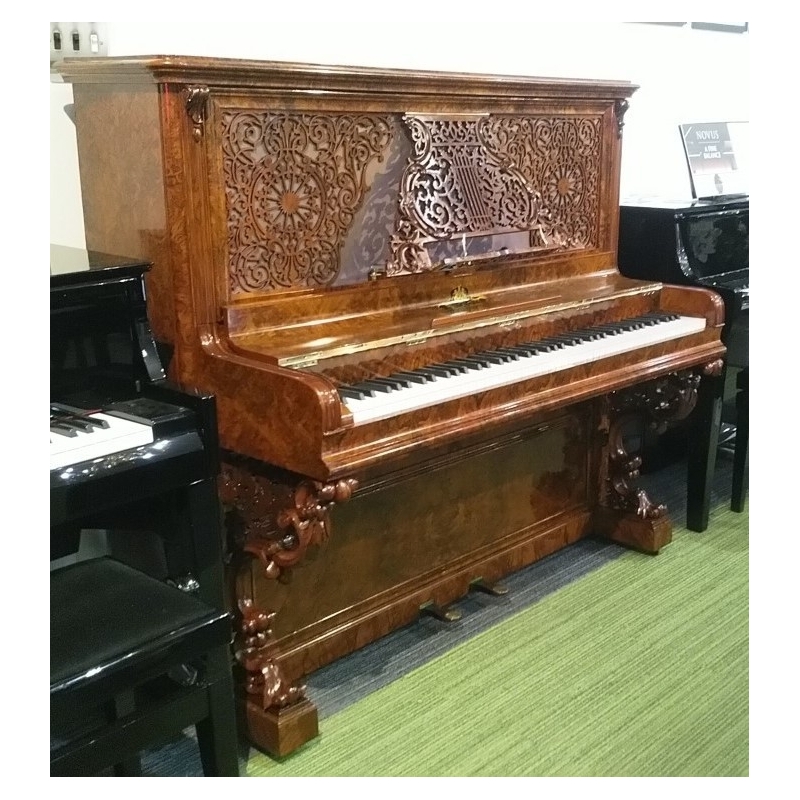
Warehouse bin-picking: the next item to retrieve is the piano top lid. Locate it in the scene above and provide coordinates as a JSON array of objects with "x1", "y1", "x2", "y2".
[
  {"x1": 620, "y1": 194, "x2": 749, "y2": 212},
  {"x1": 57, "y1": 54, "x2": 638, "y2": 101},
  {"x1": 50, "y1": 244, "x2": 152, "y2": 288}
]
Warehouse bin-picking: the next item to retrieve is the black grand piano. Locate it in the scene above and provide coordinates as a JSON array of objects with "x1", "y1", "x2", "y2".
[
  {"x1": 50, "y1": 245, "x2": 226, "y2": 608},
  {"x1": 617, "y1": 196, "x2": 749, "y2": 461},
  {"x1": 617, "y1": 195, "x2": 748, "y2": 367}
]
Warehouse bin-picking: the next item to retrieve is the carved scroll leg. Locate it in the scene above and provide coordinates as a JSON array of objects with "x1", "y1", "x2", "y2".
[
  {"x1": 686, "y1": 368, "x2": 724, "y2": 532},
  {"x1": 235, "y1": 605, "x2": 319, "y2": 758},
  {"x1": 596, "y1": 408, "x2": 672, "y2": 555}
]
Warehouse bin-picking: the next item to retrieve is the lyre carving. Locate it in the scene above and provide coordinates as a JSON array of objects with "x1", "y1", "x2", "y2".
[{"x1": 386, "y1": 114, "x2": 576, "y2": 275}]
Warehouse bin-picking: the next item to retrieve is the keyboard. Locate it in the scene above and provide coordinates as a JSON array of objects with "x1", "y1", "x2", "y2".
[
  {"x1": 339, "y1": 313, "x2": 706, "y2": 426},
  {"x1": 50, "y1": 404, "x2": 155, "y2": 470}
]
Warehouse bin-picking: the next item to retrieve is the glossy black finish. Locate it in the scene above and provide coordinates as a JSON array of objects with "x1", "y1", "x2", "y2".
[
  {"x1": 731, "y1": 367, "x2": 749, "y2": 512},
  {"x1": 49, "y1": 246, "x2": 223, "y2": 604},
  {"x1": 51, "y1": 244, "x2": 166, "y2": 404},
  {"x1": 50, "y1": 556, "x2": 239, "y2": 776},
  {"x1": 50, "y1": 248, "x2": 239, "y2": 776},
  {"x1": 618, "y1": 197, "x2": 749, "y2": 318}
]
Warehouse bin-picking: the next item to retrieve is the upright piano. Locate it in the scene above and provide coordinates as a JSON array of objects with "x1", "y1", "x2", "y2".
[
  {"x1": 50, "y1": 245, "x2": 225, "y2": 609},
  {"x1": 58, "y1": 56, "x2": 726, "y2": 757}
]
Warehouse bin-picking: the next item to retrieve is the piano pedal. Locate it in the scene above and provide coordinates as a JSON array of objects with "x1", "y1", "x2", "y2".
[
  {"x1": 469, "y1": 577, "x2": 509, "y2": 597},
  {"x1": 419, "y1": 601, "x2": 462, "y2": 623}
]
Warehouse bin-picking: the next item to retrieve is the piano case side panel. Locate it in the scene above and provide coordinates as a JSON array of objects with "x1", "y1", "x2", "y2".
[
  {"x1": 70, "y1": 83, "x2": 177, "y2": 348},
  {"x1": 233, "y1": 406, "x2": 594, "y2": 680}
]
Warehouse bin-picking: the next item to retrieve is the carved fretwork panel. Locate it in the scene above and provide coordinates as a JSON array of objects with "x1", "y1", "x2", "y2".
[
  {"x1": 489, "y1": 116, "x2": 602, "y2": 248},
  {"x1": 482, "y1": 116, "x2": 602, "y2": 246},
  {"x1": 387, "y1": 114, "x2": 601, "y2": 274},
  {"x1": 221, "y1": 112, "x2": 395, "y2": 293},
  {"x1": 219, "y1": 109, "x2": 604, "y2": 293}
]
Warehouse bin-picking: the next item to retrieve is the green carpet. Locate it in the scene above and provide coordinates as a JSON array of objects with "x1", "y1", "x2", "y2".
[{"x1": 245, "y1": 500, "x2": 749, "y2": 777}]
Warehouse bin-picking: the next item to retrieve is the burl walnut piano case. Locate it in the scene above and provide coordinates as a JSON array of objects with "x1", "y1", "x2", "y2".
[{"x1": 59, "y1": 55, "x2": 726, "y2": 756}]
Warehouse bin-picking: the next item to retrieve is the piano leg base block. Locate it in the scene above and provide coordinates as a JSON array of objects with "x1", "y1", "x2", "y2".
[
  {"x1": 241, "y1": 697, "x2": 319, "y2": 758},
  {"x1": 594, "y1": 509, "x2": 673, "y2": 554}
]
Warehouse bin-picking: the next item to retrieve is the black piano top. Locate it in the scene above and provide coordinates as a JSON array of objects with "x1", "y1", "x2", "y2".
[
  {"x1": 617, "y1": 194, "x2": 749, "y2": 319},
  {"x1": 50, "y1": 244, "x2": 152, "y2": 287},
  {"x1": 619, "y1": 194, "x2": 749, "y2": 213}
]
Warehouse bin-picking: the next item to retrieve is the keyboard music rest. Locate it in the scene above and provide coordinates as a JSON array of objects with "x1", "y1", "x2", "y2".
[
  {"x1": 50, "y1": 246, "x2": 225, "y2": 610},
  {"x1": 60, "y1": 57, "x2": 727, "y2": 759}
]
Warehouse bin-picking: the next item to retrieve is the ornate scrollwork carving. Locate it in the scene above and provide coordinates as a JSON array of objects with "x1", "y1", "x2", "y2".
[
  {"x1": 221, "y1": 461, "x2": 358, "y2": 713},
  {"x1": 184, "y1": 85, "x2": 209, "y2": 142},
  {"x1": 386, "y1": 114, "x2": 577, "y2": 275},
  {"x1": 235, "y1": 598, "x2": 307, "y2": 709},
  {"x1": 614, "y1": 99, "x2": 630, "y2": 138},
  {"x1": 220, "y1": 111, "x2": 394, "y2": 292},
  {"x1": 219, "y1": 459, "x2": 359, "y2": 580},
  {"x1": 604, "y1": 370, "x2": 703, "y2": 517}
]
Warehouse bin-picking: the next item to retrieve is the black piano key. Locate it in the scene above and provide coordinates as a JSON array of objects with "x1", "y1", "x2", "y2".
[
  {"x1": 366, "y1": 376, "x2": 409, "y2": 390},
  {"x1": 448, "y1": 358, "x2": 487, "y2": 370},
  {"x1": 50, "y1": 422, "x2": 79, "y2": 437},
  {"x1": 339, "y1": 386, "x2": 369, "y2": 401},
  {"x1": 389, "y1": 370, "x2": 434, "y2": 384},
  {"x1": 417, "y1": 366, "x2": 452, "y2": 379},
  {"x1": 435, "y1": 362, "x2": 470, "y2": 375},
  {"x1": 474, "y1": 351, "x2": 513, "y2": 363},
  {"x1": 354, "y1": 380, "x2": 394, "y2": 393},
  {"x1": 492, "y1": 348, "x2": 522, "y2": 360},
  {"x1": 550, "y1": 334, "x2": 582, "y2": 346}
]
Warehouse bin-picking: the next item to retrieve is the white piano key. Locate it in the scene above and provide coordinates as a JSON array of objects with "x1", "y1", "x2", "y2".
[
  {"x1": 50, "y1": 412, "x2": 155, "y2": 470},
  {"x1": 342, "y1": 315, "x2": 706, "y2": 426}
]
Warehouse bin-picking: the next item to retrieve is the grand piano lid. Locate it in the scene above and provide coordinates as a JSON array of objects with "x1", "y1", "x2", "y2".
[
  {"x1": 50, "y1": 244, "x2": 152, "y2": 285},
  {"x1": 620, "y1": 193, "x2": 749, "y2": 212}
]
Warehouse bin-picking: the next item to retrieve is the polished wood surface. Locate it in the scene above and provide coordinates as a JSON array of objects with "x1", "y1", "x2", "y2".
[{"x1": 60, "y1": 55, "x2": 726, "y2": 757}]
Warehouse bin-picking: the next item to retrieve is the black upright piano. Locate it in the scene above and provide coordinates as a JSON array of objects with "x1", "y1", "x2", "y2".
[
  {"x1": 50, "y1": 245, "x2": 225, "y2": 608},
  {"x1": 617, "y1": 196, "x2": 749, "y2": 368}
]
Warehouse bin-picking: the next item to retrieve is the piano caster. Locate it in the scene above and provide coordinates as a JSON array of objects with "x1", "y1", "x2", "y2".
[
  {"x1": 420, "y1": 601, "x2": 462, "y2": 623},
  {"x1": 469, "y1": 578, "x2": 509, "y2": 597}
]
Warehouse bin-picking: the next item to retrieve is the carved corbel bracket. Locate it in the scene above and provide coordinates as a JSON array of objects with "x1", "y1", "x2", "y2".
[
  {"x1": 184, "y1": 85, "x2": 209, "y2": 141},
  {"x1": 219, "y1": 459, "x2": 359, "y2": 580},
  {"x1": 615, "y1": 99, "x2": 630, "y2": 138},
  {"x1": 604, "y1": 369, "x2": 702, "y2": 518}
]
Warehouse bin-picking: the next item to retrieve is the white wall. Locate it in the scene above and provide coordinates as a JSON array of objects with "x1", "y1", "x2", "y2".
[{"x1": 49, "y1": 16, "x2": 749, "y2": 247}]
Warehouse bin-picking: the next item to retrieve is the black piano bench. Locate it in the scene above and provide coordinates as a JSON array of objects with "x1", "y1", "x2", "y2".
[
  {"x1": 731, "y1": 367, "x2": 749, "y2": 513},
  {"x1": 50, "y1": 557, "x2": 240, "y2": 777}
]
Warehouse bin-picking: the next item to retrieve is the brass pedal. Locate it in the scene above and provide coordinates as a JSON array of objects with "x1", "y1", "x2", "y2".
[
  {"x1": 469, "y1": 578, "x2": 509, "y2": 597},
  {"x1": 419, "y1": 601, "x2": 462, "y2": 622}
]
